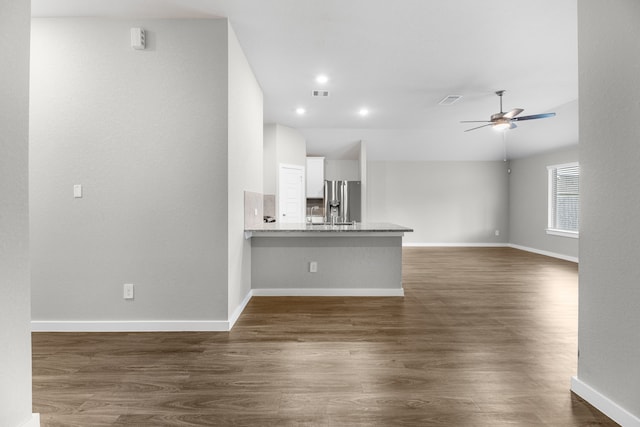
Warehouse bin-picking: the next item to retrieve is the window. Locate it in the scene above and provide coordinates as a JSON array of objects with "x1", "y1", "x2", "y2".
[{"x1": 547, "y1": 162, "x2": 579, "y2": 238}]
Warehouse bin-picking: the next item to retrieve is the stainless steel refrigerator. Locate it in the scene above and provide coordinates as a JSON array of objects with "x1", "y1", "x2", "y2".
[{"x1": 324, "y1": 180, "x2": 361, "y2": 223}]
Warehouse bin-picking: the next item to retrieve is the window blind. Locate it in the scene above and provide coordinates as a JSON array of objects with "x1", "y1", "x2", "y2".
[{"x1": 549, "y1": 163, "x2": 579, "y2": 233}]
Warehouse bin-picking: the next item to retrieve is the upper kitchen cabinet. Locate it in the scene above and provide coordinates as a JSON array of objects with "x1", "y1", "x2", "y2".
[{"x1": 306, "y1": 157, "x2": 325, "y2": 198}]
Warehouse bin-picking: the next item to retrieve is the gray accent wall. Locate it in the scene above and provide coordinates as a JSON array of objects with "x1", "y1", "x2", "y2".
[
  {"x1": 509, "y1": 147, "x2": 579, "y2": 259},
  {"x1": 577, "y1": 0, "x2": 640, "y2": 419},
  {"x1": 0, "y1": 0, "x2": 33, "y2": 424},
  {"x1": 252, "y1": 236, "x2": 402, "y2": 291},
  {"x1": 30, "y1": 18, "x2": 260, "y2": 325},
  {"x1": 367, "y1": 161, "x2": 509, "y2": 245}
]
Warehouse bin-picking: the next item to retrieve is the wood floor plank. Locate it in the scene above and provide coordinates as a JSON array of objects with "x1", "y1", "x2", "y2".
[{"x1": 32, "y1": 247, "x2": 618, "y2": 426}]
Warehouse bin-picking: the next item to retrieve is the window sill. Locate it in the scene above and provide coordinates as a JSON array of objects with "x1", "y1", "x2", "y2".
[{"x1": 546, "y1": 229, "x2": 579, "y2": 239}]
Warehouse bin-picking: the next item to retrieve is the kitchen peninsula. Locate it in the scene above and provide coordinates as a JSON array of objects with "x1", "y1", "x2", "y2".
[{"x1": 245, "y1": 222, "x2": 413, "y2": 296}]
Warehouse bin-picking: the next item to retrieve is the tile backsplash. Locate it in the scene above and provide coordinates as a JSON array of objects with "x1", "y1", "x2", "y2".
[
  {"x1": 244, "y1": 192, "x2": 277, "y2": 227},
  {"x1": 306, "y1": 198, "x2": 324, "y2": 217},
  {"x1": 263, "y1": 194, "x2": 275, "y2": 218},
  {"x1": 244, "y1": 191, "x2": 264, "y2": 228}
]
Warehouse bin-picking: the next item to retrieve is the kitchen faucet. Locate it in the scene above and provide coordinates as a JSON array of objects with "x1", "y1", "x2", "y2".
[{"x1": 307, "y1": 206, "x2": 320, "y2": 224}]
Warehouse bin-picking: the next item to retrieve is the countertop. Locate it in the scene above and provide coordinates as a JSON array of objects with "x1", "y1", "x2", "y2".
[{"x1": 244, "y1": 222, "x2": 413, "y2": 238}]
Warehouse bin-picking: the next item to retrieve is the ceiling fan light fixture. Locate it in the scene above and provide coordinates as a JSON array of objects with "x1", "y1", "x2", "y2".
[
  {"x1": 461, "y1": 90, "x2": 556, "y2": 133},
  {"x1": 493, "y1": 120, "x2": 511, "y2": 131}
]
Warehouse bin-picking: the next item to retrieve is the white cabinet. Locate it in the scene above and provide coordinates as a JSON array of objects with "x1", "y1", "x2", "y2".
[{"x1": 306, "y1": 157, "x2": 325, "y2": 198}]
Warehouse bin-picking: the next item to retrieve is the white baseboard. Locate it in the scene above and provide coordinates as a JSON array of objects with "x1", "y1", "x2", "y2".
[
  {"x1": 18, "y1": 413, "x2": 40, "y2": 427},
  {"x1": 252, "y1": 288, "x2": 404, "y2": 297},
  {"x1": 403, "y1": 242, "x2": 508, "y2": 247},
  {"x1": 229, "y1": 290, "x2": 253, "y2": 329},
  {"x1": 32, "y1": 292, "x2": 255, "y2": 333},
  {"x1": 402, "y1": 242, "x2": 578, "y2": 263},
  {"x1": 30, "y1": 287, "x2": 402, "y2": 332},
  {"x1": 571, "y1": 376, "x2": 640, "y2": 427},
  {"x1": 31, "y1": 320, "x2": 230, "y2": 332},
  {"x1": 509, "y1": 243, "x2": 579, "y2": 263}
]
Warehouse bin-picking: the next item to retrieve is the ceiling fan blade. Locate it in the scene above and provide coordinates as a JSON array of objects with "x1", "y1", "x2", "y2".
[
  {"x1": 512, "y1": 112, "x2": 556, "y2": 122},
  {"x1": 503, "y1": 108, "x2": 524, "y2": 119},
  {"x1": 460, "y1": 120, "x2": 492, "y2": 123},
  {"x1": 464, "y1": 123, "x2": 493, "y2": 132}
]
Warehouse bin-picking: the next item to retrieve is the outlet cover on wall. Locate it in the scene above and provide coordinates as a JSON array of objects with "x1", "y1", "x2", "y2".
[
  {"x1": 123, "y1": 283, "x2": 134, "y2": 300},
  {"x1": 309, "y1": 261, "x2": 318, "y2": 273},
  {"x1": 73, "y1": 184, "x2": 82, "y2": 198}
]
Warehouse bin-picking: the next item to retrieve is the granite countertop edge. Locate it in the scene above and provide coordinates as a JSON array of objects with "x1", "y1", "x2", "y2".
[{"x1": 245, "y1": 222, "x2": 413, "y2": 233}]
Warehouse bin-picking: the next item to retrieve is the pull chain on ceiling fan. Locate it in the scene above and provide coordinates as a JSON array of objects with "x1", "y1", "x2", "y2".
[{"x1": 461, "y1": 90, "x2": 556, "y2": 132}]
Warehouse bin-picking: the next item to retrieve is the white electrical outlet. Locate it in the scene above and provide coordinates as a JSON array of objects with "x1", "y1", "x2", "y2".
[
  {"x1": 309, "y1": 261, "x2": 318, "y2": 273},
  {"x1": 495, "y1": 230, "x2": 500, "y2": 236},
  {"x1": 123, "y1": 283, "x2": 134, "y2": 300}
]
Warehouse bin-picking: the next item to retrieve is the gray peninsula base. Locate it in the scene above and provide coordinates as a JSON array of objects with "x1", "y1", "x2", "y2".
[{"x1": 247, "y1": 223, "x2": 412, "y2": 296}]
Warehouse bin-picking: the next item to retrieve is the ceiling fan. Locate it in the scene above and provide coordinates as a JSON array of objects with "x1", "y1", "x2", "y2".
[{"x1": 461, "y1": 90, "x2": 556, "y2": 132}]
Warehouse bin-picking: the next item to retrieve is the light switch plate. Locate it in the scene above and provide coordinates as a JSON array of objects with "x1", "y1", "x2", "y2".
[{"x1": 73, "y1": 184, "x2": 82, "y2": 198}]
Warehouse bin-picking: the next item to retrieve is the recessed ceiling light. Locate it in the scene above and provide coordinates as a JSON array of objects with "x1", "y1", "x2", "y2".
[
  {"x1": 359, "y1": 108, "x2": 369, "y2": 117},
  {"x1": 295, "y1": 107, "x2": 306, "y2": 115},
  {"x1": 315, "y1": 74, "x2": 329, "y2": 84}
]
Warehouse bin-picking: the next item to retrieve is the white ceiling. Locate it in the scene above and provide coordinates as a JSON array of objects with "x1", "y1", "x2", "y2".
[{"x1": 31, "y1": 0, "x2": 579, "y2": 161}]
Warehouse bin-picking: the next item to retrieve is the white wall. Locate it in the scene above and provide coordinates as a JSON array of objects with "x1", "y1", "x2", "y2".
[
  {"x1": 509, "y1": 147, "x2": 579, "y2": 260},
  {"x1": 325, "y1": 159, "x2": 360, "y2": 181},
  {"x1": 263, "y1": 125, "x2": 277, "y2": 195},
  {"x1": 0, "y1": 1, "x2": 35, "y2": 425},
  {"x1": 30, "y1": 18, "x2": 232, "y2": 327},
  {"x1": 275, "y1": 124, "x2": 306, "y2": 167},
  {"x1": 575, "y1": 0, "x2": 640, "y2": 423},
  {"x1": 263, "y1": 124, "x2": 306, "y2": 217},
  {"x1": 359, "y1": 142, "x2": 368, "y2": 223},
  {"x1": 227, "y1": 23, "x2": 263, "y2": 323},
  {"x1": 367, "y1": 161, "x2": 509, "y2": 245},
  {"x1": 263, "y1": 123, "x2": 306, "y2": 192}
]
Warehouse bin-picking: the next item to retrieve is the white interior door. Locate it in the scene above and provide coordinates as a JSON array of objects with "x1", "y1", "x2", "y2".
[{"x1": 279, "y1": 164, "x2": 305, "y2": 223}]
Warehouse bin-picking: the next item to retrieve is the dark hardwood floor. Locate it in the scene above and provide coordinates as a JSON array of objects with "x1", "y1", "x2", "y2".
[{"x1": 32, "y1": 247, "x2": 617, "y2": 426}]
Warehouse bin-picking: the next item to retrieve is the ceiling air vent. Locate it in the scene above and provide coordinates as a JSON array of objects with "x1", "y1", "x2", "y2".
[
  {"x1": 312, "y1": 90, "x2": 330, "y2": 97},
  {"x1": 438, "y1": 95, "x2": 462, "y2": 105}
]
